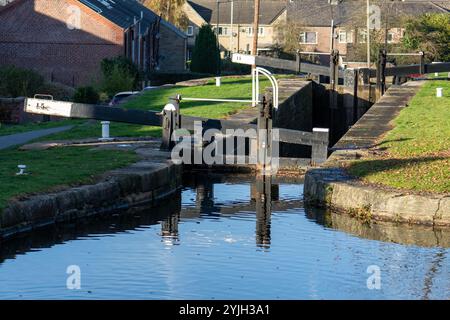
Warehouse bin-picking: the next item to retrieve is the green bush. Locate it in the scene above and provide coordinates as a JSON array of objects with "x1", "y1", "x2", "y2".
[
  {"x1": 73, "y1": 86, "x2": 100, "y2": 104},
  {"x1": 100, "y1": 57, "x2": 139, "y2": 97},
  {"x1": 101, "y1": 57, "x2": 140, "y2": 86},
  {"x1": 0, "y1": 66, "x2": 45, "y2": 98},
  {"x1": 190, "y1": 24, "x2": 220, "y2": 74},
  {"x1": 402, "y1": 13, "x2": 450, "y2": 62},
  {"x1": 37, "y1": 82, "x2": 75, "y2": 101},
  {"x1": 101, "y1": 64, "x2": 136, "y2": 98}
]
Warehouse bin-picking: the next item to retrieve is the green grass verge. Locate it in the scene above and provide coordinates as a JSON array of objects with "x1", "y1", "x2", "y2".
[
  {"x1": 347, "y1": 80, "x2": 450, "y2": 193},
  {"x1": 0, "y1": 147, "x2": 138, "y2": 211}
]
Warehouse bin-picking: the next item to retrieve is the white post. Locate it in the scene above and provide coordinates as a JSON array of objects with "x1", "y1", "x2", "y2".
[
  {"x1": 436, "y1": 87, "x2": 443, "y2": 98},
  {"x1": 216, "y1": 76, "x2": 221, "y2": 87},
  {"x1": 252, "y1": 67, "x2": 257, "y2": 107},
  {"x1": 100, "y1": 121, "x2": 112, "y2": 141}
]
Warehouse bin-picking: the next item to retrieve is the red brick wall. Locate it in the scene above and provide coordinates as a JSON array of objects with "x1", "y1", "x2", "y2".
[
  {"x1": 0, "y1": 0, "x2": 124, "y2": 87},
  {"x1": 159, "y1": 24, "x2": 187, "y2": 72}
]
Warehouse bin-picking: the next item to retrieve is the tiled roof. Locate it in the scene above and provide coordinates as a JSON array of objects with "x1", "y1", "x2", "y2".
[
  {"x1": 77, "y1": 0, "x2": 186, "y2": 37},
  {"x1": 187, "y1": 0, "x2": 287, "y2": 25},
  {"x1": 287, "y1": 0, "x2": 448, "y2": 27}
]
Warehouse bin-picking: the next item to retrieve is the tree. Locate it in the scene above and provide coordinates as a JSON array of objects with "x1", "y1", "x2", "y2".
[
  {"x1": 142, "y1": 0, "x2": 189, "y2": 30},
  {"x1": 190, "y1": 24, "x2": 220, "y2": 74},
  {"x1": 100, "y1": 57, "x2": 139, "y2": 97},
  {"x1": 402, "y1": 13, "x2": 450, "y2": 62},
  {"x1": 73, "y1": 86, "x2": 100, "y2": 104}
]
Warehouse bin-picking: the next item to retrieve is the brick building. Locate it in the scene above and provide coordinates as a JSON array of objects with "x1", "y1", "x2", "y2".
[
  {"x1": 287, "y1": 0, "x2": 449, "y2": 65},
  {"x1": 184, "y1": 0, "x2": 287, "y2": 57},
  {"x1": 0, "y1": 0, "x2": 187, "y2": 87},
  {"x1": 183, "y1": 0, "x2": 448, "y2": 64}
]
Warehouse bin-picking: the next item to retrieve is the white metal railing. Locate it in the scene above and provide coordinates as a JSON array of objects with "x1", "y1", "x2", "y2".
[
  {"x1": 252, "y1": 67, "x2": 279, "y2": 109},
  {"x1": 386, "y1": 52, "x2": 424, "y2": 57},
  {"x1": 181, "y1": 68, "x2": 279, "y2": 110},
  {"x1": 180, "y1": 97, "x2": 253, "y2": 103}
]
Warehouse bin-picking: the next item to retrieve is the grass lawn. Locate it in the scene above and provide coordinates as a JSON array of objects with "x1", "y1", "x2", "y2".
[
  {"x1": 347, "y1": 80, "x2": 450, "y2": 193},
  {"x1": 0, "y1": 147, "x2": 138, "y2": 211}
]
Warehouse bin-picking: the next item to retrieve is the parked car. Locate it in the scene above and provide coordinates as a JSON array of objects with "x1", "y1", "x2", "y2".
[
  {"x1": 108, "y1": 91, "x2": 139, "y2": 106},
  {"x1": 143, "y1": 84, "x2": 174, "y2": 91}
]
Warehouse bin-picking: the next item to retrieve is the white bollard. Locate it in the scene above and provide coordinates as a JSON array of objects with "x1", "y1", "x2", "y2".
[
  {"x1": 99, "y1": 121, "x2": 113, "y2": 141},
  {"x1": 435, "y1": 72, "x2": 439, "y2": 77},
  {"x1": 216, "y1": 77, "x2": 221, "y2": 87},
  {"x1": 436, "y1": 87, "x2": 443, "y2": 98},
  {"x1": 448, "y1": 72, "x2": 450, "y2": 79}
]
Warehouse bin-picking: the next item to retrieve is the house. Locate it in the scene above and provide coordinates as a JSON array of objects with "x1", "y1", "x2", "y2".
[
  {"x1": 287, "y1": 0, "x2": 449, "y2": 64},
  {"x1": 183, "y1": 0, "x2": 287, "y2": 58},
  {"x1": 0, "y1": 0, "x2": 187, "y2": 87}
]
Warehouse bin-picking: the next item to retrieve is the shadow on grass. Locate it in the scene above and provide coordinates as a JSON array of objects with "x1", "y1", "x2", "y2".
[
  {"x1": 347, "y1": 155, "x2": 446, "y2": 178},
  {"x1": 371, "y1": 137, "x2": 413, "y2": 150}
]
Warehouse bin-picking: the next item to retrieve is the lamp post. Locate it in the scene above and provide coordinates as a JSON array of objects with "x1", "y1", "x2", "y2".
[
  {"x1": 367, "y1": 0, "x2": 371, "y2": 67},
  {"x1": 216, "y1": 0, "x2": 221, "y2": 75},
  {"x1": 230, "y1": 0, "x2": 234, "y2": 53},
  {"x1": 252, "y1": 0, "x2": 261, "y2": 69}
]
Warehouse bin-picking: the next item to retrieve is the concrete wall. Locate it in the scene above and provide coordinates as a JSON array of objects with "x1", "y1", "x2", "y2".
[
  {"x1": 311, "y1": 81, "x2": 374, "y2": 146},
  {"x1": 273, "y1": 79, "x2": 312, "y2": 131},
  {"x1": 271, "y1": 79, "x2": 313, "y2": 158}
]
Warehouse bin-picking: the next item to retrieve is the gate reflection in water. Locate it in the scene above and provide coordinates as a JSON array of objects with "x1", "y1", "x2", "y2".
[{"x1": 162, "y1": 174, "x2": 285, "y2": 249}]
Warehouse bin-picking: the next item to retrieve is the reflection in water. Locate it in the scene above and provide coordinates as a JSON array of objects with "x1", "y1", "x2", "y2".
[
  {"x1": 0, "y1": 193, "x2": 182, "y2": 264},
  {"x1": 422, "y1": 249, "x2": 447, "y2": 300},
  {"x1": 304, "y1": 205, "x2": 450, "y2": 248},
  {"x1": 1, "y1": 174, "x2": 450, "y2": 299},
  {"x1": 160, "y1": 211, "x2": 180, "y2": 245},
  {"x1": 178, "y1": 175, "x2": 281, "y2": 249},
  {"x1": 252, "y1": 176, "x2": 278, "y2": 249}
]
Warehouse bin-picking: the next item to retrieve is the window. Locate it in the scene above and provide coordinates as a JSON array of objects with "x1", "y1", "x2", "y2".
[
  {"x1": 387, "y1": 32, "x2": 395, "y2": 43},
  {"x1": 218, "y1": 26, "x2": 230, "y2": 36},
  {"x1": 186, "y1": 26, "x2": 194, "y2": 36},
  {"x1": 299, "y1": 31, "x2": 317, "y2": 44},
  {"x1": 246, "y1": 27, "x2": 265, "y2": 36},
  {"x1": 338, "y1": 30, "x2": 352, "y2": 44},
  {"x1": 358, "y1": 29, "x2": 367, "y2": 43}
]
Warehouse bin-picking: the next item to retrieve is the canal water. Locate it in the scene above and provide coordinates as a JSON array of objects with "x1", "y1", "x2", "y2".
[{"x1": 0, "y1": 174, "x2": 449, "y2": 300}]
